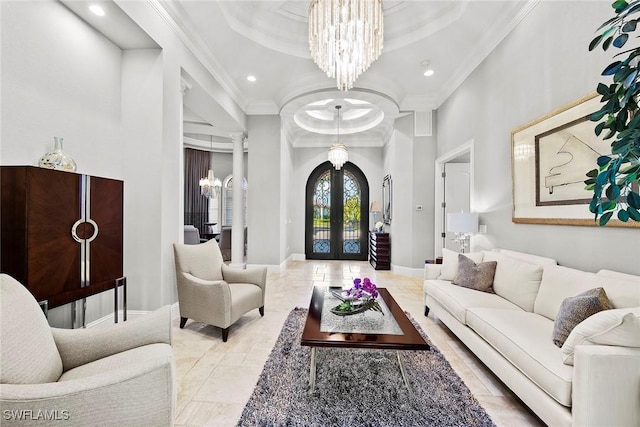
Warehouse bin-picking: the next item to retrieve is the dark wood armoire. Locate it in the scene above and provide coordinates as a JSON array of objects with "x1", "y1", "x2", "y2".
[{"x1": 1, "y1": 166, "x2": 123, "y2": 308}]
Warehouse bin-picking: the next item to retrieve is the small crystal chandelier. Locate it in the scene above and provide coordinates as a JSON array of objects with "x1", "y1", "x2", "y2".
[
  {"x1": 309, "y1": 0, "x2": 384, "y2": 91},
  {"x1": 199, "y1": 140, "x2": 222, "y2": 198},
  {"x1": 199, "y1": 169, "x2": 222, "y2": 198},
  {"x1": 328, "y1": 105, "x2": 348, "y2": 170}
]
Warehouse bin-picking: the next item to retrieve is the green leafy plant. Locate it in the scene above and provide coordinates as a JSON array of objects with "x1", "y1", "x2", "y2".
[{"x1": 587, "y1": 0, "x2": 640, "y2": 225}]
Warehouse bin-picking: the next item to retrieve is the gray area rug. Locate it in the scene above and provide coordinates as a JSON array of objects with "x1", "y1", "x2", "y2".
[{"x1": 237, "y1": 308, "x2": 495, "y2": 427}]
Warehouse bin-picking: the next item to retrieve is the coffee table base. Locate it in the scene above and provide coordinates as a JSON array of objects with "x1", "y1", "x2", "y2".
[{"x1": 308, "y1": 347, "x2": 413, "y2": 396}]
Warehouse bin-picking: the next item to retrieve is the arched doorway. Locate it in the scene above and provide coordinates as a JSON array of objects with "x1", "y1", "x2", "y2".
[{"x1": 305, "y1": 161, "x2": 369, "y2": 260}]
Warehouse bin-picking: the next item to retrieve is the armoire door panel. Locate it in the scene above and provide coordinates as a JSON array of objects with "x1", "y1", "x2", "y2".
[{"x1": 89, "y1": 176, "x2": 124, "y2": 288}]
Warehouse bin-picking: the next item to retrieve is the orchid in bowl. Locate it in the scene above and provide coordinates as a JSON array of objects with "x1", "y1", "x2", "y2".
[{"x1": 330, "y1": 278, "x2": 384, "y2": 316}]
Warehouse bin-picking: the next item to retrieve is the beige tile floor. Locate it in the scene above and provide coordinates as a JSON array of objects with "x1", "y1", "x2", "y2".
[{"x1": 173, "y1": 260, "x2": 545, "y2": 427}]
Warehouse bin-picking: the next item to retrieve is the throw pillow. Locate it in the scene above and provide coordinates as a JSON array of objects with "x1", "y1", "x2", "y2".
[
  {"x1": 452, "y1": 254, "x2": 497, "y2": 293},
  {"x1": 552, "y1": 287, "x2": 613, "y2": 348},
  {"x1": 561, "y1": 308, "x2": 640, "y2": 365},
  {"x1": 482, "y1": 251, "x2": 544, "y2": 312},
  {"x1": 438, "y1": 248, "x2": 484, "y2": 281}
]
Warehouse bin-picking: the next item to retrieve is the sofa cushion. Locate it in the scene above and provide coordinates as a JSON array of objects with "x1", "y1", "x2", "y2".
[
  {"x1": 593, "y1": 274, "x2": 640, "y2": 309},
  {"x1": 438, "y1": 248, "x2": 484, "y2": 281},
  {"x1": 493, "y1": 249, "x2": 558, "y2": 267},
  {"x1": 424, "y1": 280, "x2": 522, "y2": 324},
  {"x1": 597, "y1": 269, "x2": 640, "y2": 283},
  {"x1": 483, "y1": 251, "x2": 544, "y2": 312},
  {"x1": 561, "y1": 307, "x2": 640, "y2": 365},
  {"x1": 0, "y1": 274, "x2": 63, "y2": 384},
  {"x1": 552, "y1": 287, "x2": 613, "y2": 347},
  {"x1": 534, "y1": 266, "x2": 601, "y2": 321},
  {"x1": 466, "y1": 308, "x2": 573, "y2": 407},
  {"x1": 452, "y1": 254, "x2": 497, "y2": 293}
]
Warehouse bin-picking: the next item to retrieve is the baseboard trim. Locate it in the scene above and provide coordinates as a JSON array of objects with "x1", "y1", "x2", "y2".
[
  {"x1": 391, "y1": 264, "x2": 424, "y2": 278},
  {"x1": 86, "y1": 302, "x2": 180, "y2": 328}
]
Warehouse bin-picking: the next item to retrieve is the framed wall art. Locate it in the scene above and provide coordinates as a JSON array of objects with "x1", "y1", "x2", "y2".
[{"x1": 511, "y1": 93, "x2": 639, "y2": 228}]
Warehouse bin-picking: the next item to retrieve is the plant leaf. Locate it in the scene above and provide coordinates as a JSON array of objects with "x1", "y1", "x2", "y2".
[
  {"x1": 627, "y1": 190, "x2": 640, "y2": 208},
  {"x1": 613, "y1": 0, "x2": 629, "y2": 13},
  {"x1": 599, "y1": 211, "x2": 614, "y2": 226},
  {"x1": 606, "y1": 183, "x2": 621, "y2": 200},
  {"x1": 603, "y1": 61, "x2": 623, "y2": 75},
  {"x1": 628, "y1": 206, "x2": 640, "y2": 221},
  {"x1": 613, "y1": 33, "x2": 630, "y2": 48},
  {"x1": 597, "y1": 155, "x2": 612, "y2": 166},
  {"x1": 624, "y1": 69, "x2": 639, "y2": 88},
  {"x1": 590, "y1": 34, "x2": 605, "y2": 51},
  {"x1": 622, "y1": 19, "x2": 638, "y2": 32},
  {"x1": 618, "y1": 209, "x2": 630, "y2": 221}
]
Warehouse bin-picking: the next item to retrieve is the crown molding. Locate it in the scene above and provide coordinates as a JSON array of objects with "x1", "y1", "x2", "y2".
[
  {"x1": 434, "y1": 0, "x2": 541, "y2": 108},
  {"x1": 147, "y1": 0, "x2": 248, "y2": 111}
]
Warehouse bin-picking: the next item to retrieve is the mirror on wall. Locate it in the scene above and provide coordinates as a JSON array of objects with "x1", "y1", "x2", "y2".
[{"x1": 383, "y1": 174, "x2": 392, "y2": 224}]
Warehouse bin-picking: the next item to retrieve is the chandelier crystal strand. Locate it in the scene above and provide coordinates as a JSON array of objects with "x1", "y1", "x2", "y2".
[
  {"x1": 328, "y1": 105, "x2": 348, "y2": 169},
  {"x1": 309, "y1": 0, "x2": 383, "y2": 91}
]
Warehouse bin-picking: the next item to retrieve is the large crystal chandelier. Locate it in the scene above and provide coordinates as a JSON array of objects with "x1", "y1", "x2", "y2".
[
  {"x1": 328, "y1": 105, "x2": 348, "y2": 169},
  {"x1": 309, "y1": 0, "x2": 384, "y2": 91}
]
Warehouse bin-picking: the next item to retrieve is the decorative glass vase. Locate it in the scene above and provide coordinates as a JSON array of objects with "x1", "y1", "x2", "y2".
[{"x1": 38, "y1": 137, "x2": 77, "y2": 172}]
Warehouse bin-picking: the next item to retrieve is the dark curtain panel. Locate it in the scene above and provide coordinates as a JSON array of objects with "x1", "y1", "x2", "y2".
[{"x1": 184, "y1": 148, "x2": 210, "y2": 235}]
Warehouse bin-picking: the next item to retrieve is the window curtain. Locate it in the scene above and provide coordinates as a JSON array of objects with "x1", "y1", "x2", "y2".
[{"x1": 184, "y1": 148, "x2": 210, "y2": 235}]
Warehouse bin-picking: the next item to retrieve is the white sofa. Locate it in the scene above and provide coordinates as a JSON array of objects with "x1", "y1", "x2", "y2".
[{"x1": 423, "y1": 249, "x2": 640, "y2": 427}]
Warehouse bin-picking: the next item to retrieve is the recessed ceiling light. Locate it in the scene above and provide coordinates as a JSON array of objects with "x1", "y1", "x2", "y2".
[
  {"x1": 89, "y1": 5, "x2": 105, "y2": 16},
  {"x1": 424, "y1": 69, "x2": 435, "y2": 77},
  {"x1": 246, "y1": 75, "x2": 257, "y2": 82}
]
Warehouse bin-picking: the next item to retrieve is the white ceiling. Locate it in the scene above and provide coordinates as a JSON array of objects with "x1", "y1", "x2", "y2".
[{"x1": 63, "y1": 0, "x2": 538, "y2": 148}]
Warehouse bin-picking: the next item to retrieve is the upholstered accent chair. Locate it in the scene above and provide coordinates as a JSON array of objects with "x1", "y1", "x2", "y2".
[
  {"x1": 218, "y1": 226, "x2": 232, "y2": 261},
  {"x1": 184, "y1": 224, "x2": 201, "y2": 245},
  {"x1": 173, "y1": 239, "x2": 267, "y2": 342},
  {"x1": 0, "y1": 274, "x2": 176, "y2": 426}
]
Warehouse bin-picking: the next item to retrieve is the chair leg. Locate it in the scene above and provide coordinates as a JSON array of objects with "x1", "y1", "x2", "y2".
[
  {"x1": 180, "y1": 317, "x2": 188, "y2": 328},
  {"x1": 424, "y1": 306, "x2": 430, "y2": 317},
  {"x1": 259, "y1": 306, "x2": 264, "y2": 317},
  {"x1": 221, "y1": 327, "x2": 229, "y2": 342}
]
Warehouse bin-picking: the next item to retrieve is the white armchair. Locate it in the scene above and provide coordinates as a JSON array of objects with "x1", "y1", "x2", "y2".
[
  {"x1": 172, "y1": 239, "x2": 266, "y2": 342},
  {"x1": 0, "y1": 274, "x2": 175, "y2": 426}
]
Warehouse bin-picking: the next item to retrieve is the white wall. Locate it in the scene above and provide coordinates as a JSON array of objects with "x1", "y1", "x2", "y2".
[
  {"x1": 380, "y1": 114, "x2": 438, "y2": 272},
  {"x1": 1, "y1": 1, "x2": 126, "y2": 326},
  {"x1": 437, "y1": 1, "x2": 640, "y2": 274},
  {"x1": 1, "y1": 0, "x2": 251, "y2": 327},
  {"x1": 247, "y1": 115, "x2": 281, "y2": 265}
]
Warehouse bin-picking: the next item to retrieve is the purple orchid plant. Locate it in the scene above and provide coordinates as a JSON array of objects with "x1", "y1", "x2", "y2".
[
  {"x1": 331, "y1": 277, "x2": 383, "y2": 316},
  {"x1": 346, "y1": 277, "x2": 379, "y2": 300}
]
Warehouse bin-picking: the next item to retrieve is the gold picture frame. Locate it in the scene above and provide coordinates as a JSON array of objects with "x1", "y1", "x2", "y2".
[{"x1": 511, "y1": 93, "x2": 639, "y2": 228}]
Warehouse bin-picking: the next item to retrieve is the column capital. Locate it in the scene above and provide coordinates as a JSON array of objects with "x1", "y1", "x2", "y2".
[{"x1": 230, "y1": 132, "x2": 245, "y2": 143}]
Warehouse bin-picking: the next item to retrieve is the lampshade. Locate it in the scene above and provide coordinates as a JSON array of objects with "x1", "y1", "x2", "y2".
[
  {"x1": 447, "y1": 212, "x2": 478, "y2": 233},
  {"x1": 370, "y1": 201, "x2": 381, "y2": 212}
]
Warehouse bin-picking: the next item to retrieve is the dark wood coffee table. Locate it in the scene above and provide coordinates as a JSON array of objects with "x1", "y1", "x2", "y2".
[{"x1": 301, "y1": 286, "x2": 430, "y2": 394}]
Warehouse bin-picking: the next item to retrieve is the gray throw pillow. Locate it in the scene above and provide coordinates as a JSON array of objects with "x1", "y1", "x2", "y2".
[
  {"x1": 552, "y1": 287, "x2": 613, "y2": 348},
  {"x1": 452, "y1": 254, "x2": 497, "y2": 293}
]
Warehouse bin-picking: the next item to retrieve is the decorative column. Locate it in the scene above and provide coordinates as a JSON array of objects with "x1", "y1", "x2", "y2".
[{"x1": 230, "y1": 132, "x2": 245, "y2": 268}]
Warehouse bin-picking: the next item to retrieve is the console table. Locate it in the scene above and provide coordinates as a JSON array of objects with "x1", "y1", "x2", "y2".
[{"x1": 369, "y1": 231, "x2": 390, "y2": 270}]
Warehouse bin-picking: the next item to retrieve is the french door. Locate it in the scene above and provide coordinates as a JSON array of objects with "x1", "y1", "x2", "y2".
[{"x1": 305, "y1": 161, "x2": 369, "y2": 260}]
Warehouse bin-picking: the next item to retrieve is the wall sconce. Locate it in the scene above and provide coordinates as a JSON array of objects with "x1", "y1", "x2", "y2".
[{"x1": 447, "y1": 212, "x2": 478, "y2": 253}]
